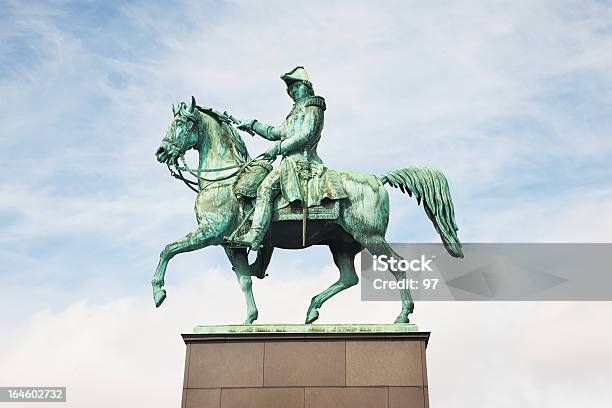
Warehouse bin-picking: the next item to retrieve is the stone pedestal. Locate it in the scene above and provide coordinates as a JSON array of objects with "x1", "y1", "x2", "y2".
[{"x1": 181, "y1": 324, "x2": 429, "y2": 408}]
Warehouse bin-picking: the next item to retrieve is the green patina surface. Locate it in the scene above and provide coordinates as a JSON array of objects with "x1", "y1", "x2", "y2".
[
  {"x1": 193, "y1": 323, "x2": 419, "y2": 334},
  {"x1": 153, "y1": 66, "x2": 463, "y2": 325}
]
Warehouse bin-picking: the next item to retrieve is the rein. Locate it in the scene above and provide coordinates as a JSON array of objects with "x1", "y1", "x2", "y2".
[
  {"x1": 179, "y1": 156, "x2": 247, "y2": 182},
  {"x1": 164, "y1": 110, "x2": 261, "y2": 193},
  {"x1": 167, "y1": 154, "x2": 252, "y2": 194}
]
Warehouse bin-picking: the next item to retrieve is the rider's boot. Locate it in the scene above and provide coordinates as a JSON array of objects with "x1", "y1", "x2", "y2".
[{"x1": 229, "y1": 198, "x2": 272, "y2": 251}]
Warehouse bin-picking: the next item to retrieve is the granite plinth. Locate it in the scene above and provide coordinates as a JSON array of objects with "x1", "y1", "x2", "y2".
[{"x1": 181, "y1": 325, "x2": 430, "y2": 408}]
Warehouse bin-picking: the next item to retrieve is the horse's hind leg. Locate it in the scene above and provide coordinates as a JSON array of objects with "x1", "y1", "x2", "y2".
[
  {"x1": 365, "y1": 240, "x2": 414, "y2": 324},
  {"x1": 305, "y1": 241, "x2": 361, "y2": 324},
  {"x1": 152, "y1": 225, "x2": 218, "y2": 308},
  {"x1": 249, "y1": 246, "x2": 274, "y2": 279},
  {"x1": 224, "y1": 247, "x2": 259, "y2": 324}
]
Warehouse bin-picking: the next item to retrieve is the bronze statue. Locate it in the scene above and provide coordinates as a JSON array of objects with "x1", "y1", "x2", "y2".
[
  {"x1": 226, "y1": 66, "x2": 346, "y2": 250},
  {"x1": 153, "y1": 66, "x2": 463, "y2": 325}
]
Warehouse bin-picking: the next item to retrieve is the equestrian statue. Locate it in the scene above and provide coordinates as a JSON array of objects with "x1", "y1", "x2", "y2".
[{"x1": 153, "y1": 66, "x2": 463, "y2": 325}]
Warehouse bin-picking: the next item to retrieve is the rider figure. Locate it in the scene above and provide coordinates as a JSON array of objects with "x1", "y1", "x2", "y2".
[{"x1": 230, "y1": 66, "x2": 329, "y2": 250}]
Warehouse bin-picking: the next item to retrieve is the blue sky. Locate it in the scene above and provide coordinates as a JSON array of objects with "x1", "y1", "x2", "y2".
[{"x1": 1, "y1": 1, "x2": 612, "y2": 406}]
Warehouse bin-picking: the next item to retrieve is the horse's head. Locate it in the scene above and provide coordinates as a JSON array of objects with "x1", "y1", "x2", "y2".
[{"x1": 156, "y1": 96, "x2": 202, "y2": 164}]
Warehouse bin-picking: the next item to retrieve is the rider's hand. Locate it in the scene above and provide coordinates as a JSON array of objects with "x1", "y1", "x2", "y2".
[
  {"x1": 262, "y1": 145, "x2": 279, "y2": 161},
  {"x1": 237, "y1": 119, "x2": 257, "y2": 133}
]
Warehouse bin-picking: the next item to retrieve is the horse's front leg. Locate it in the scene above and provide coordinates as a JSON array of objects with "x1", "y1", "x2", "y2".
[
  {"x1": 224, "y1": 247, "x2": 258, "y2": 324},
  {"x1": 152, "y1": 222, "x2": 220, "y2": 307}
]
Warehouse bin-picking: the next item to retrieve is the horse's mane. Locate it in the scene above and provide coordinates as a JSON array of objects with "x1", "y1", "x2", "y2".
[{"x1": 196, "y1": 105, "x2": 250, "y2": 163}]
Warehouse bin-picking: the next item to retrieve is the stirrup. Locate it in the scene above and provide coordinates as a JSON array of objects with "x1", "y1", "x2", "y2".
[
  {"x1": 222, "y1": 235, "x2": 249, "y2": 249},
  {"x1": 223, "y1": 235, "x2": 262, "y2": 251}
]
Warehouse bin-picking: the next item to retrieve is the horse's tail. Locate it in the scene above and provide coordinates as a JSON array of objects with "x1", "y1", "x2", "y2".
[{"x1": 380, "y1": 166, "x2": 463, "y2": 258}]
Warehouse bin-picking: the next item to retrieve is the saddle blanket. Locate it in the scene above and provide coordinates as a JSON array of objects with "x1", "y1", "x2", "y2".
[{"x1": 269, "y1": 199, "x2": 340, "y2": 222}]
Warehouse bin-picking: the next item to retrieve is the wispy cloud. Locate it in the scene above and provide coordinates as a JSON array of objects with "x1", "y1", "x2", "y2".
[
  {"x1": 2, "y1": 1, "x2": 612, "y2": 406},
  {"x1": 1, "y1": 269, "x2": 611, "y2": 407}
]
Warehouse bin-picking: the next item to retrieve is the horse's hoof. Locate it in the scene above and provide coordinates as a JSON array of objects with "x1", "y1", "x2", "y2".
[
  {"x1": 253, "y1": 270, "x2": 268, "y2": 280},
  {"x1": 394, "y1": 314, "x2": 410, "y2": 324},
  {"x1": 305, "y1": 308, "x2": 319, "y2": 324},
  {"x1": 243, "y1": 311, "x2": 258, "y2": 325},
  {"x1": 154, "y1": 289, "x2": 167, "y2": 308}
]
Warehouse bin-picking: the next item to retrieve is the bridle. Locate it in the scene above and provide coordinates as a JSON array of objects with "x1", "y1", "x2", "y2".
[{"x1": 163, "y1": 111, "x2": 254, "y2": 193}]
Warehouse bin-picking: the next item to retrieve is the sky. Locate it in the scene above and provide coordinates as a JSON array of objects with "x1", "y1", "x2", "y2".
[{"x1": 1, "y1": 0, "x2": 612, "y2": 406}]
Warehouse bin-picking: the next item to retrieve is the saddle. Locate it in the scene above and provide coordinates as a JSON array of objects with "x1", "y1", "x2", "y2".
[{"x1": 232, "y1": 160, "x2": 341, "y2": 222}]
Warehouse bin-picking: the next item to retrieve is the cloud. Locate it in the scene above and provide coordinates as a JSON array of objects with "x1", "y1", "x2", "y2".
[
  {"x1": 2, "y1": 1, "x2": 612, "y2": 407},
  {"x1": 2, "y1": 268, "x2": 611, "y2": 408},
  {"x1": 3, "y1": 0, "x2": 612, "y2": 250}
]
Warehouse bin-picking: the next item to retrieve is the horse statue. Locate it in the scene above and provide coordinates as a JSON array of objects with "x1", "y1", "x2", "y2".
[{"x1": 153, "y1": 97, "x2": 463, "y2": 324}]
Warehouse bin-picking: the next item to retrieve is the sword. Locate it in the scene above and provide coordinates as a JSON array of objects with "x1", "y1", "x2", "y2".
[
  {"x1": 302, "y1": 181, "x2": 308, "y2": 247},
  {"x1": 299, "y1": 162, "x2": 313, "y2": 247}
]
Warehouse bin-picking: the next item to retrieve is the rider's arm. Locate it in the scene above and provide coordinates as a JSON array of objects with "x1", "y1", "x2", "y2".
[
  {"x1": 252, "y1": 121, "x2": 283, "y2": 141},
  {"x1": 275, "y1": 106, "x2": 322, "y2": 155}
]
